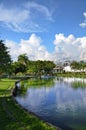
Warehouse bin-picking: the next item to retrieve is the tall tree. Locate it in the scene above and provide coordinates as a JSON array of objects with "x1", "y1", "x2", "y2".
[{"x1": 0, "y1": 40, "x2": 12, "y2": 75}]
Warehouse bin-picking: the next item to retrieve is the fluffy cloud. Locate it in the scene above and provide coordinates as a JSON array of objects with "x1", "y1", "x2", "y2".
[
  {"x1": 5, "y1": 34, "x2": 51, "y2": 61},
  {"x1": 80, "y1": 12, "x2": 86, "y2": 28},
  {"x1": 53, "y1": 34, "x2": 86, "y2": 61},
  {"x1": 5, "y1": 33, "x2": 86, "y2": 62},
  {"x1": 0, "y1": 1, "x2": 53, "y2": 32}
]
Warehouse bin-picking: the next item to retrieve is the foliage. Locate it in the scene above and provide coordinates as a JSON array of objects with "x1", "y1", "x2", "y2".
[
  {"x1": 12, "y1": 54, "x2": 29, "y2": 75},
  {"x1": 27, "y1": 60, "x2": 55, "y2": 75},
  {"x1": 12, "y1": 61, "x2": 27, "y2": 75},
  {"x1": 70, "y1": 60, "x2": 86, "y2": 71},
  {"x1": 12, "y1": 54, "x2": 56, "y2": 76},
  {"x1": 18, "y1": 54, "x2": 29, "y2": 65},
  {"x1": 43, "y1": 60, "x2": 55, "y2": 73},
  {"x1": 0, "y1": 40, "x2": 12, "y2": 75}
]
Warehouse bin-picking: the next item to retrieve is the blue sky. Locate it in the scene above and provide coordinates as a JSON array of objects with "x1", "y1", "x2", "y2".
[{"x1": 0, "y1": 0, "x2": 86, "y2": 62}]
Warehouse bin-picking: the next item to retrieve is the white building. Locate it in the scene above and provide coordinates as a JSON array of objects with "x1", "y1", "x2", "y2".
[
  {"x1": 64, "y1": 65, "x2": 86, "y2": 72},
  {"x1": 63, "y1": 65, "x2": 74, "y2": 72}
]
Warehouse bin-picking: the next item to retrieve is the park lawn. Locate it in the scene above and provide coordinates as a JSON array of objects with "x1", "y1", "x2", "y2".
[{"x1": 0, "y1": 78, "x2": 57, "y2": 130}]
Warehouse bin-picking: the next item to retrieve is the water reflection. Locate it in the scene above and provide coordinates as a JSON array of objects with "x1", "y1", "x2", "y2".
[
  {"x1": 63, "y1": 77, "x2": 86, "y2": 89},
  {"x1": 15, "y1": 77, "x2": 86, "y2": 130}
]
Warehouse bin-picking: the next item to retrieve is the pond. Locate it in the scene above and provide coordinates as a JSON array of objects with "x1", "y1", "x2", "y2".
[{"x1": 15, "y1": 77, "x2": 86, "y2": 130}]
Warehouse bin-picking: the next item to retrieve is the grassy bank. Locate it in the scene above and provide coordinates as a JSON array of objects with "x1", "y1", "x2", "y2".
[
  {"x1": 57, "y1": 72, "x2": 86, "y2": 78},
  {"x1": 0, "y1": 78, "x2": 57, "y2": 130}
]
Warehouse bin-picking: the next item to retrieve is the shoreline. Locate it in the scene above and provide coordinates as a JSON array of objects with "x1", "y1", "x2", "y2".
[
  {"x1": 0, "y1": 78, "x2": 59, "y2": 130},
  {"x1": 12, "y1": 95, "x2": 61, "y2": 130}
]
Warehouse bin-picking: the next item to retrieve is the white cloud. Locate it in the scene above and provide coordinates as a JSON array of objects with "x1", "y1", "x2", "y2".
[
  {"x1": 80, "y1": 12, "x2": 86, "y2": 28},
  {"x1": 84, "y1": 12, "x2": 86, "y2": 18},
  {"x1": 53, "y1": 34, "x2": 86, "y2": 62},
  {"x1": 5, "y1": 34, "x2": 51, "y2": 61},
  {"x1": 24, "y1": 1, "x2": 53, "y2": 21},
  {"x1": 5, "y1": 34, "x2": 86, "y2": 62},
  {"x1": 0, "y1": 4, "x2": 29, "y2": 23},
  {"x1": 0, "y1": 2, "x2": 53, "y2": 32}
]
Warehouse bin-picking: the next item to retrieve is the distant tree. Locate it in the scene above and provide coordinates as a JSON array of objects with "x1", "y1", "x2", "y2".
[
  {"x1": 13, "y1": 54, "x2": 29, "y2": 75},
  {"x1": 35, "y1": 60, "x2": 44, "y2": 74},
  {"x1": 79, "y1": 61, "x2": 86, "y2": 72},
  {"x1": 0, "y1": 40, "x2": 12, "y2": 76},
  {"x1": 70, "y1": 60, "x2": 86, "y2": 72},
  {"x1": 27, "y1": 60, "x2": 55, "y2": 75},
  {"x1": 70, "y1": 61, "x2": 80, "y2": 70},
  {"x1": 13, "y1": 62, "x2": 27, "y2": 75},
  {"x1": 43, "y1": 61, "x2": 55, "y2": 74},
  {"x1": 18, "y1": 54, "x2": 29, "y2": 65}
]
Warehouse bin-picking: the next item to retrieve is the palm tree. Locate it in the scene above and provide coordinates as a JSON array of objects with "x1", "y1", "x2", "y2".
[{"x1": 18, "y1": 54, "x2": 29, "y2": 65}]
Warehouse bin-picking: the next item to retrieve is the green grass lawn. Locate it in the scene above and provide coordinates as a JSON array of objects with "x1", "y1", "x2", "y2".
[{"x1": 0, "y1": 78, "x2": 57, "y2": 130}]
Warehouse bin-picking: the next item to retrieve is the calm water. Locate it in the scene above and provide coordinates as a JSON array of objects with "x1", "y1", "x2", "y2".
[{"x1": 15, "y1": 77, "x2": 86, "y2": 130}]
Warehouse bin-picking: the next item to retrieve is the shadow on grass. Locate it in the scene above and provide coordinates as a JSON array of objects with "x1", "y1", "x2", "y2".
[
  {"x1": 0, "y1": 89, "x2": 11, "y2": 95},
  {"x1": 0, "y1": 95, "x2": 56, "y2": 130}
]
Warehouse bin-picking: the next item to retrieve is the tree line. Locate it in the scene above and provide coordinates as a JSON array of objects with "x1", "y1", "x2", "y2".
[
  {"x1": 70, "y1": 61, "x2": 86, "y2": 71},
  {"x1": 0, "y1": 40, "x2": 86, "y2": 77},
  {"x1": 0, "y1": 40, "x2": 55, "y2": 77}
]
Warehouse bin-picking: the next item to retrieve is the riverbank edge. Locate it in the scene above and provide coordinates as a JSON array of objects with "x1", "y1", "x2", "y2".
[
  {"x1": 12, "y1": 92, "x2": 61, "y2": 130},
  {"x1": 0, "y1": 78, "x2": 60, "y2": 130}
]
